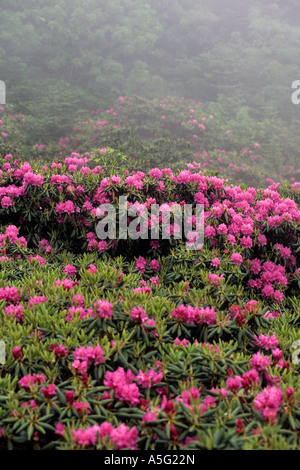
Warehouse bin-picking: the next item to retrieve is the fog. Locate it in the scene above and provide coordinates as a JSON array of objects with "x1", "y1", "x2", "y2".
[{"x1": 0, "y1": 0, "x2": 300, "y2": 183}]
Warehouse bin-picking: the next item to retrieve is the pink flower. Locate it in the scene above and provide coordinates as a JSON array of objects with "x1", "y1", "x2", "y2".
[
  {"x1": 4, "y1": 304, "x2": 25, "y2": 322},
  {"x1": 28, "y1": 295, "x2": 47, "y2": 308},
  {"x1": 92, "y1": 300, "x2": 113, "y2": 319},
  {"x1": 4, "y1": 225, "x2": 19, "y2": 243},
  {"x1": 174, "y1": 337, "x2": 189, "y2": 347},
  {"x1": 72, "y1": 294, "x2": 85, "y2": 306},
  {"x1": 55, "y1": 200, "x2": 75, "y2": 215},
  {"x1": 241, "y1": 369, "x2": 260, "y2": 391},
  {"x1": 253, "y1": 333, "x2": 279, "y2": 351},
  {"x1": 177, "y1": 170, "x2": 191, "y2": 184},
  {"x1": 240, "y1": 236, "x2": 253, "y2": 249},
  {"x1": 130, "y1": 306, "x2": 148, "y2": 323},
  {"x1": 104, "y1": 367, "x2": 140, "y2": 406},
  {"x1": 1, "y1": 196, "x2": 13, "y2": 208},
  {"x1": 149, "y1": 259, "x2": 160, "y2": 272},
  {"x1": 231, "y1": 252, "x2": 243, "y2": 265},
  {"x1": 141, "y1": 411, "x2": 157, "y2": 424},
  {"x1": 254, "y1": 386, "x2": 284, "y2": 423},
  {"x1": 73, "y1": 401, "x2": 91, "y2": 415},
  {"x1": 136, "y1": 369, "x2": 163, "y2": 389},
  {"x1": 150, "y1": 276, "x2": 160, "y2": 286},
  {"x1": 74, "y1": 344, "x2": 105, "y2": 366},
  {"x1": 64, "y1": 264, "x2": 77, "y2": 277},
  {"x1": 204, "y1": 226, "x2": 216, "y2": 239},
  {"x1": 208, "y1": 272, "x2": 224, "y2": 286},
  {"x1": 217, "y1": 223, "x2": 228, "y2": 235},
  {"x1": 149, "y1": 168, "x2": 163, "y2": 179},
  {"x1": 50, "y1": 344, "x2": 68, "y2": 358},
  {"x1": 0, "y1": 286, "x2": 20, "y2": 303},
  {"x1": 19, "y1": 373, "x2": 46, "y2": 390},
  {"x1": 41, "y1": 384, "x2": 57, "y2": 399},
  {"x1": 135, "y1": 256, "x2": 147, "y2": 273},
  {"x1": 87, "y1": 264, "x2": 97, "y2": 274},
  {"x1": 23, "y1": 172, "x2": 44, "y2": 187},
  {"x1": 226, "y1": 376, "x2": 243, "y2": 394},
  {"x1": 211, "y1": 257, "x2": 221, "y2": 268},
  {"x1": 55, "y1": 422, "x2": 65, "y2": 436},
  {"x1": 258, "y1": 234, "x2": 267, "y2": 246},
  {"x1": 12, "y1": 346, "x2": 22, "y2": 360},
  {"x1": 28, "y1": 255, "x2": 46, "y2": 266},
  {"x1": 250, "y1": 352, "x2": 271, "y2": 373}
]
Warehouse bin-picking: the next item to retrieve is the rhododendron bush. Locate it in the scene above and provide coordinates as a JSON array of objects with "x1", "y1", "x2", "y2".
[
  {"x1": 1, "y1": 97, "x2": 300, "y2": 188},
  {"x1": 0, "y1": 144, "x2": 300, "y2": 450}
]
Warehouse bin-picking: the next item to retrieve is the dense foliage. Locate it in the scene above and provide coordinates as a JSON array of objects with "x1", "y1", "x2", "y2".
[
  {"x1": 1, "y1": 97, "x2": 299, "y2": 188},
  {"x1": 1, "y1": 1, "x2": 300, "y2": 450},
  {"x1": 1, "y1": 1, "x2": 300, "y2": 147},
  {"x1": 0, "y1": 133, "x2": 299, "y2": 449}
]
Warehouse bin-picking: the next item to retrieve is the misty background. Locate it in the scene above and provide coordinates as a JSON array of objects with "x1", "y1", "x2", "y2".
[{"x1": 0, "y1": 0, "x2": 300, "y2": 183}]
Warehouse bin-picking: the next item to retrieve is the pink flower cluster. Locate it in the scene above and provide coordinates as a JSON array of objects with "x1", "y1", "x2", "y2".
[
  {"x1": 136, "y1": 368, "x2": 163, "y2": 389},
  {"x1": 104, "y1": 367, "x2": 140, "y2": 406},
  {"x1": 254, "y1": 386, "x2": 284, "y2": 423},
  {"x1": 208, "y1": 272, "x2": 224, "y2": 286},
  {"x1": 229, "y1": 300, "x2": 259, "y2": 325},
  {"x1": 72, "y1": 344, "x2": 105, "y2": 373},
  {"x1": 135, "y1": 256, "x2": 147, "y2": 273},
  {"x1": 248, "y1": 260, "x2": 288, "y2": 303},
  {"x1": 71, "y1": 422, "x2": 138, "y2": 449},
  {"x1": 4, "y1": 304, "x2": 25, "y2": 322},
  {"x1": 0, "y1": 225, "x2": 27, "y2": 250},
  {"x1": 28, "y1": 295, "x2": 47, "y2": 308},
  {"x1": 132, "y1": 280, "x2": 152, "y2": 294},
  {"x1": 171, "y1": 304, "x2": 218, "y2": 326},
  {"x1": 63, "y1": 264, "x2": 77, "y2": 277},
  {"x1": 226, "y1": 369, "x2": 260, "y2": 394},
  {"x1": 23, "y1": 172, "x2": 44, "y2": 187},
  {"x1": 55, "y1": 200, "x2": 76, "y2": 215},
  {"x1": 93, "y1": 300, "x2": 113, "y2": 319},
  {"x1": 53, "y1": 278, "x2": 79, "y2": 291},
  {"x1": 38, "y1": 238, "x2": 53, "y2": 254},
  {"x1": 253, "y1": 333, "x2": 279, "y2": 351},
  {"x1": 176, "y1": 387, "x2": 216, "y2": 415},
  {"x1": 86, "y1": 232, "x2": 109, "y2": 253},
  {"x1": 18, "y1": 373, "x2": 46, "y2": 390},
  {"x1": 0, "y1": 286, "x2": 21, "y2": 304}
]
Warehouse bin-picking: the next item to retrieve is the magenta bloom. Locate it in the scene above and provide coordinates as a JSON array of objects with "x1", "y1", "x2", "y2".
[
  {"x1": 23, "y1": 172, "x2": 44, "y2": 187},
  {"x1": 87, "y1": 264, "x2": 97, "y2": 274},
  {"x1": 1, "y1": 196, "x2": 13, "y2": 209},
  {"x1": 250, "y1": 352, "x2": 271, "y2": 373},
  {"x1": 204, "y1": 225, "x2": 216, "y2": 239},
  {"x1": 253, "y1": 333, "x2": 279, "y2": 351},
  {"x1": 149, "y1": 259, "x2": 161, "y2": 272},
  {"x1": 231, "y1": 252, "x2": 243, "y2": 265},
  {"x1": 135, "y1": 256, "x2": 147, "y2": 273},
  {"x1": 41, "y1": 384, "x2": 57, "y2": 399},
  {"x1": 254, "y1": 386, "x2": 284, "y2": 423},
  {"x1": 217, "y1": 223, "x2": 228, "y2": 235},
  {"x1": 177, "y1": 170, "x2": 191, "y2": 184},
  {"x1": 55, "y1": 422, "x2": 65, "y2": 436},
  {"x1": 226, "y1": 376, "x2": 243, "y2": 394},
  {"x1": 28, "y1": 295, "x2": 47, "y2": 308},
  {"x1": 64, "y1": 264, "x2": 77, "y2": 277},
  {"x1": 93, "y1": 300, "x2": 113, "y2": 319},
  {"x1": 211, "y1": 257, "x2": 221, "y2": 268},
  {"x1": 12, "y1": 346, "x2": 22, "y2": 360}
]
